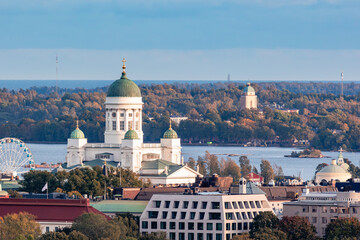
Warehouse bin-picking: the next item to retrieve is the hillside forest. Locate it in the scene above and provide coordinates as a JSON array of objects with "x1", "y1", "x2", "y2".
[{"x1": 0, "y1": 81, "x2": 360, "y2": 151}]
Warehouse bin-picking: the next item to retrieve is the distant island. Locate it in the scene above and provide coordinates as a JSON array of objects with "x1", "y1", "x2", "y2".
[{"x1": 285, "y1": 148, "x2": 327, "y2": 158}]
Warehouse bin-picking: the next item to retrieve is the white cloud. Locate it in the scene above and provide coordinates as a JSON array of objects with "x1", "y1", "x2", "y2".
[{"x1": 0, "y1": 48, "x2": 359, "y2": 81}]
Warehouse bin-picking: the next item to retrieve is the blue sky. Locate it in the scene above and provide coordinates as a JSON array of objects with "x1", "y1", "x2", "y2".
[{"x1": 0, "y1": 0, "x2": 360, "y2": 80}]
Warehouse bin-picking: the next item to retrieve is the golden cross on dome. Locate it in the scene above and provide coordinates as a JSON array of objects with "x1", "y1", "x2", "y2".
[{"x1": 122, "y1": 58, "x2": 126, "y2": 73}]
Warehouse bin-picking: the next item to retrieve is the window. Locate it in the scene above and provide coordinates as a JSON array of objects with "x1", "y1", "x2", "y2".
[
  {"x1": 165, "y1": 201, "x2": 170, "y2": 208},
  {"x1": 112, "y1": 121, "x2": 116, "y2": 130},
  {"x1": 225, "y1": 202, "x2": 231, "y2": 209},
  {"x1": 170, "y1": 222, "x2": 176, "y2": 229},
  {"x1": 225, "y1": 213, "x2": 234, "y2": 220},
  {"x1": 151, "y1": 222, "x2": 157, "y2": 229},
  {"x1": 242, "y1": 212, "x2": 247, "y2": 220},
  {"x1": 303, "y1": 207, "x2": 309, "y2": 212},
  {"x1": 238, "y1": 201, "x2": 244, "y2": 209},
  {"x1": 312, "y1": 217, "x2": 317, "y2": 224},
  {"x1": 188, "y1": 233, "x2": 195, "y2": 240},
  {"x1": 244, "y1": 222, "x2": 248, "y2": 230},
  {"x1": 226, "y1": 234, "x2": 230, "y2": 240},
  {"x1": 232, "y1": 223, "x2": 236, "y2": 231},
  {"x1": 322, "y1": 217, "x2": 327, "y2": 224},
  {"x1": 202, "y1": 202, "x2": 208, "y2": 209},
  {"x1": 142, "y1": 221, "x2": 148, "y2": 229},
  {"x1": 226, "y1": 223, "x2": 230, "y2": 230},
  {"x1": 181, "y1": 212, "x2": 186, "y2": 219},
  {"x1": 179, "y1": 233, "x2": 185, "y2": 240},
  {"x1": 216, "y1": 234, "x2": 222, "y2": 240},
  {"x1": 169, "y1": 232, "x2": 176, "y2": 240},
  {"x1": 198, "y1": 222, "x2": 204, "y2": 230},
  {"x1": 112, "y1": 112, "x2": 116, "y2": 117},
  {"x1": 216, "y1": 223, "x2": 222, "y2": 231},
  {"x1": 155, "y1": 201, "x2": 161, "y2": 208},
  {"x1": 209, "y1": 212, "x2": 221, "y2": 220},
  {"x1": 255, "y1": 201, "x2": 261, "y2": 208},
  {"x1": 128, "y1": 121, "x2": 132, "y2": 129},
  {"x1": 232, "y1": 201, "x2": 238, "y2": 209},
  {"x1": 162, "y1": 211, "x2": 168, "y2": 219},
  {"x1": 135, "y1": 121, "x2": 139, "y2": 130},
  {"x1": 183, "y1": 201, "x2": 189, "y2": 209},
  {"x1": 253, "y1": 212, "x2": 258, "y2": 217},
  {"x1": 200, "y1": 212, "x2": 205, "y2": 220},
  {"x1": 179, "y1": 222, "x2": 185, "y2": 230},
  {"x1": 250, "y1": 201, "x2": 255, "y2": 208},
  {"x1": 236, "y1": 212, "x2": 241, "y2": 220},
  {"x1": 192, "y1": 201, "x2": 198, "y2": 209},
  {"x1": 120, "y1": 113, "x2": 124, "y2": 117},
  {"x1": 148, "y1": 211, "x2": 158, "y2": 219},
  {"x1": 46, "y1": 227, "x2": 49, "y2": 233},
  {"x1": 312, "y1": 207, "x2": 317, "y2": 213},
  {"x1": 244, "y1": 201, "x2": 250, "y2": 209},
  {"x1": 188, "y1": 222, "x2": 195, "y2": 230},
  {"x1": 174, "y1": 201, "x2": 180, "y2": 208},
  {"x1": 207, "y1": 234, "x2": 213, "y2": 240},
  {"x1": 160, "y1": 222, "x2": 166, "y2": 229},
  {"x1": 247, "y1": 212, "x2": 253, "y2": 219},
  {"x1": 197, "y1": 233, "x2": 204, "y2": 240},
  {"x1": 190, "y1": 212, "x2": 196, "y2": 219},
  {"x1": 212, "y1": 202, "x2": 220, "y2": 209},
  {"x1": 238, "y1": 222, "x2": 242, "y2": 230},
  {"x1": 120, "y1": 121, "x2": 125, "y2": 130},
  {"x1": 129, "y1": 113, "x2": 133, "y2": 117},
  {"x1": 207, "y1": 223, "x2": 213, "y2": 230},
  {"x1": 171, "y1": 212, "x2": 177, "y2": 219}
]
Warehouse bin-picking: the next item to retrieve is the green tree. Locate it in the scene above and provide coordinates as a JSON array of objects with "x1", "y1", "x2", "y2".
[
  {"x1": 315, "y1": 163, "x2": 329, "y2": 174},
  {"x1": 68, "y1": 231, "x2": 89, "y2": 240},
  {"x1": 250, "y1": 211, "x2": 279, "y2": 236},
  {"x1": 260, "y1": 160, "x2": 275, "y2": 185},
  {"x1": 197, "y1": 157, "x2": 207, "y2": 176},
  {"x1": 206, "y1": 151, "x2": 221, "y2": 175},
  {"x1": 39, "y1": 232, "x2": 68, "y2": 240},
  {"x1": 278, "y1": 216, "x2": 318, "y2": 240},
  {"x1": 138, "y1": 232, "x2": 167, "y2": 240},
  {"x1": 325, "y1": 217, "x2": 360, "y2": 240},
  {"x1": 239, "y1": 156, "x2": 252, "y2": 178},
  {"x1": 252, "y1": 227, "x2": 287, "y2": 240},
  {"x1": 20, "y1": 170, "x2": 58, "y2": 193},
  {"x1": 0, "y1": 212, "x2": 42, "y2": 240}
]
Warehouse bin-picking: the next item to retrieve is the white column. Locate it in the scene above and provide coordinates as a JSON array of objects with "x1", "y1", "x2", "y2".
[
  {"x1": 139, "y1": 109, "x2": 143, "y2": 132},
  {"x1": 125, "y1": 109, "x2": 128, "y2": 131},
  {"x1": 133, "y1": 109, "x2": 136, "y2": 130}
]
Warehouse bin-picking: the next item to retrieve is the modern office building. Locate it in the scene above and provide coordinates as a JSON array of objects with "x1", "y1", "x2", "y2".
[
  {"x1": 283, "y1": 189, "x2": 360, "y2": 237},
  {"x1": 140, "y1": 178, "x2": 273, "y2": 240}
]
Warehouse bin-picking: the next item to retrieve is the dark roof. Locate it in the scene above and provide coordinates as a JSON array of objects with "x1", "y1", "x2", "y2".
[
  {"x1": 0, "y1": 198, "x2": 110, "y2": 222},
  {"x1": 260, "y1": 186, "x2": 337, "y2": 200}
]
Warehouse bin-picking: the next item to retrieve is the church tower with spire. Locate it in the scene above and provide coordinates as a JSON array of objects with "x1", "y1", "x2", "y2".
[{"x1": 161, "y1": 120, "x2": 181, "y2": 165}]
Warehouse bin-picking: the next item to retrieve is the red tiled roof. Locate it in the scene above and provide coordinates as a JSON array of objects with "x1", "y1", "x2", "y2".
[
  {"x1": 247, "y1": 172, "x2": 264, "y2": 182},
  {"x1": 0, "y1": 198, "x2": 110, "y2": 222}
]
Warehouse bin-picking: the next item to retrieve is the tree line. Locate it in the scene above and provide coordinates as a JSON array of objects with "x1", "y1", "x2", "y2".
[{"x1": 1, "y1": 82, "x2": 360, "y2": 150}]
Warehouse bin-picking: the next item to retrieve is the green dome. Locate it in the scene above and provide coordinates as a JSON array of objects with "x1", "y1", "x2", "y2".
[
  {"x1": 163, "y1": 128, "x2": 178, "y2": 139},
  {"x1": 243, "y1": 83, "x2": 255, "y2": 93},
  {"x1": 70, "y1": 128, "x2": 85, "y2": 139},
  {"x1": 320, "y1": 164, "x2": 348, "y2": 173},
  {"x1": 107, "y1": 72, "x2": 141, "y2": 97},
  {"x1": 124, "y1": 129, "x2": 139, "y2": 140}
]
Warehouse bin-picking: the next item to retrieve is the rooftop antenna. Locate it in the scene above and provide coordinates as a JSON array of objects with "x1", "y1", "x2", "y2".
[
  {"x1": 56, "y1": 54, "x2": 58, "y2": 96},
  {"x1": 227, "y1": 74, "x2": 230, "y2": 81},
  {"x1": 341, "y1": 72, "x2": 344, "y2": 100}
]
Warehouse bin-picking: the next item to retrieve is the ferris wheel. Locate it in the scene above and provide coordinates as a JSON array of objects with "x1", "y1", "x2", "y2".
[{"x1": 0, "y1": 138, "x2": 35, "y2": 176}]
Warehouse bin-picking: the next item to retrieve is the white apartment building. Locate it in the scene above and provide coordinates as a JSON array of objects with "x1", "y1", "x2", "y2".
[
  {"x1": 283, "y1": 189, "x2": 360, "y2": 237},
  {"x1": 140, "y1": 178, "x2": 273, "y2": 240}
]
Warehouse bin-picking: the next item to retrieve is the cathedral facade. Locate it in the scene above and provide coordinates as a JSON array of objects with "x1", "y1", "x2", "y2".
[{"x1": 64, "y1": 60, "x2": 199, "y2": 185}]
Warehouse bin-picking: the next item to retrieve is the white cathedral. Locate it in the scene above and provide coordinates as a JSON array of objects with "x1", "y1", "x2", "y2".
[{"x1": 64, "y1": 60, "x2": 201, "y2": 185}]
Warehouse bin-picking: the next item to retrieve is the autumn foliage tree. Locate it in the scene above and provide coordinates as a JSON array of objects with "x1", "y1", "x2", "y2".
[
  {"x1": 0, "y1": 212, "x2": 42, "y2": 240},
  {"x1": 325, "y1": 217, "x2": 360, "y2": 240}
]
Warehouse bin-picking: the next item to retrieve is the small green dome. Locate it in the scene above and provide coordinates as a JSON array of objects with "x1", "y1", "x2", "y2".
[
  {"x1": 70, "y1": 128, "x2": 85, "y2": 139},
  {"x1": 124, "y1": 129, "x2": 139, "y2": 140},
  {"x1": 107, "y1": 72, "x2": 141, "y2": 97},
  {"x1": 243, "y1": 82, "x2": 255, "y2": 93},
  {"x1": 163, "y1": 128, "x2": 178, "y2": 139},
  {"x1": 320, "y1": 164, "x2": 348, "y2": 174}
]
